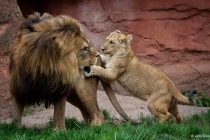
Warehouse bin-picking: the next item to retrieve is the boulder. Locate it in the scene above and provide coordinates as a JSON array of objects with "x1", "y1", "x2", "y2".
[{"x1": 0, "y1": 0, "x2": 24, "y2": 97}]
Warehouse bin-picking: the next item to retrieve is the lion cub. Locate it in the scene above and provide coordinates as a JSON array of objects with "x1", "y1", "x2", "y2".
[{"x1": 84, "y1": 30, "x2": 196, "y2": 123}]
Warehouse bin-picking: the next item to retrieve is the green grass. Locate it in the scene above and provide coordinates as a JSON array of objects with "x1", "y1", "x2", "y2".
[
  {"x1": 0, "y1": 110, "x2": 210, "y2": 140},
  {"x1": 182, "y1": 90, "x2": 210, "y2": 107}
]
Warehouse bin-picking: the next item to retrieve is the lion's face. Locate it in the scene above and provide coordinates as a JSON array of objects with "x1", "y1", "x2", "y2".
[
  {"x1": 75, "y1": 37, "x2": 99, "y2": 69},
  {"x1": 11, "y1": 14, "x2": 100, "y2": 87},
  {"x1": 101, "y1": 30, "x2": 132, "y2": 56}
]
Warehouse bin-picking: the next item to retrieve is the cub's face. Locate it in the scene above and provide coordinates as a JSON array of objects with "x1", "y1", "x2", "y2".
[
  {"x1": 75, "y1": 37, "x2": 99, "y2": 69},
  {"x1": 101, "y1": 31, "x2": 132, "y2": 56}
]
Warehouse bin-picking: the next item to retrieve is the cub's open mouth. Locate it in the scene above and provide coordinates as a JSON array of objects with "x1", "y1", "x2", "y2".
[{"x1": 84, "y1": 66, "x2": 91, "y2": 73}]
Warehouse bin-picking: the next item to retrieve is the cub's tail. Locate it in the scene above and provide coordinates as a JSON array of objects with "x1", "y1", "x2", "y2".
[{"x1": 173, "y1": 88, "x2": 197, "y2": 105}]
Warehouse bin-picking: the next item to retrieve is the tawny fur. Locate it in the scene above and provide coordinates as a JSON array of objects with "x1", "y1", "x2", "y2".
[
  {"x1": 10, "y1": 13, "x2": 134, "y2": 130},
  {"x1": 85, "y1": 30, "x2": 196, "y2": 124},
  {"x1": 69, "y1": 56, "x2": 137, "y2": 127},
  {"x1": 10, "y1": 13, "x2": 99, "y2": 130}
]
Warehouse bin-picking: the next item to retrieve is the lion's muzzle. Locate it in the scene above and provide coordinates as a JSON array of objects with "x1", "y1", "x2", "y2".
[{"x1": 84, "y1": 66, "x2": 91, "y2": 73}]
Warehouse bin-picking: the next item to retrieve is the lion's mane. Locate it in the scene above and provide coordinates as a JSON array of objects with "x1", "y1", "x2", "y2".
[{"x1": 10, "y1": 13, "x2": 86, "y2": 108}]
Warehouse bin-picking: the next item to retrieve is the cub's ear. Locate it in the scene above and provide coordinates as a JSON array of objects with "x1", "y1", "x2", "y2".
[{"x1": 119, "y1": 34, "x2": 133, "y2": 44}]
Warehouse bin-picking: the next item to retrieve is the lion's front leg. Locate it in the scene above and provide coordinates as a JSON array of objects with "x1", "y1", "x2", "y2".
[
  {"x1": 74, "y1": 76, "x2": 104, "y2": 125},
  {"x1": 53, "y1": 96, "x2": 67, "y2": 130},
  {"x1": 67, "y1": 93, "x2": 92, "y2": 123},
  {"x1": 12, "y1": 98, "x2": 24, "y2": 128}
]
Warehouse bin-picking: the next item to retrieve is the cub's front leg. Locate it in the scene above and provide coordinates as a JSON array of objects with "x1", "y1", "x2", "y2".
[{"x1": 84, "y1": 66, "x2": 121, "y2": 84}]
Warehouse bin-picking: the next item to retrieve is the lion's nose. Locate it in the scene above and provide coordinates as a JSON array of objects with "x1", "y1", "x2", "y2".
[{"x1": 101, "y1": 48, "x2": 104, "y2": 52}]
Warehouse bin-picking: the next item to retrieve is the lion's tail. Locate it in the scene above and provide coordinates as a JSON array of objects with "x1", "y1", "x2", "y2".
[
  {"x1": 172, "y1": 87, "x2": 197, "y2": 105},
  {"x1": 100, "y1": 80, "x2": 139, "y2": 125}
]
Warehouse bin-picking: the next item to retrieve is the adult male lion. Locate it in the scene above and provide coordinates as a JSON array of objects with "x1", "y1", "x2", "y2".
[
  {"x1": 84, "y1": 30, "x2": 197, "y2": 124},
  {"x1": 10, "y1": 13, "x2": 134, "y2": 130}
]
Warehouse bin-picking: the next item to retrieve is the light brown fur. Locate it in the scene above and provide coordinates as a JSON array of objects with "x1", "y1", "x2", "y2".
[
  {"x1": 85, "y1": 30, "x2": 196, "y2": 123},
  {"x1": 10, "y1": 13, "x2": 133, "y2": 130},
  {"x1": 67, "y1": 56, "x2": 137, "y2": 127},
  {"x1": 10, "y1": 13, "x2": 99, "y2": 130}
]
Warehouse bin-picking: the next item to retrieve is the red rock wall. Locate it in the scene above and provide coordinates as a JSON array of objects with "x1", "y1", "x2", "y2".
[
  {"x1": 1, "y1": 0, "x2": 210, "y2": 96},
  {"x1": 0, "y1": 0, "x2": 24, "y2": 99}
]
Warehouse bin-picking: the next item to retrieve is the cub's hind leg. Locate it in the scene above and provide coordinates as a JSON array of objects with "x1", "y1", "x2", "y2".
[
  {"x1": 147, "y1": 96, "x2": 172, "y2": 122},
  {"x1": 168, "y1": 98, "x2": 182, "y2": 124}
]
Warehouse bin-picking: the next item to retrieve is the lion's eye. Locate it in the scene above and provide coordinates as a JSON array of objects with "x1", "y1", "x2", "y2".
[
  {"x1": 82, "y1": 47, "x2": 89, "y2": 52},
  {"x1": 109, "y1": 41, "x2": 114, "y2": 45}
]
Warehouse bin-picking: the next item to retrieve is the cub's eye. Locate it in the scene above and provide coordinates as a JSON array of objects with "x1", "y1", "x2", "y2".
[
  {"x1": 82, "y1": 47, "x2": 89, "y2": 52},
  {"x1": 109, "y1": 41, "x2": 114, "y2": 45}
]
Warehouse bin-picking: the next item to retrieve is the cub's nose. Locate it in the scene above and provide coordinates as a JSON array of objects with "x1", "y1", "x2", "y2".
[
  {"x1": 101, "y1": 48, "x2": 104, "y2": 52},
  {"x1": 95, "y1": 52, "x2": 100, "y2": 57}
]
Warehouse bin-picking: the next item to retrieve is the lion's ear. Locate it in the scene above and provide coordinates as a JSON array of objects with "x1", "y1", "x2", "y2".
[{"x1": 119, "y1": 34, "x2": 133, "y2": 44}]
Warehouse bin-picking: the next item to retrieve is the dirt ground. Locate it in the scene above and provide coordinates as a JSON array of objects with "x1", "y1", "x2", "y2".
[{"x1": 0, "y1": 90, "x2": 209, "y2": 128}]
